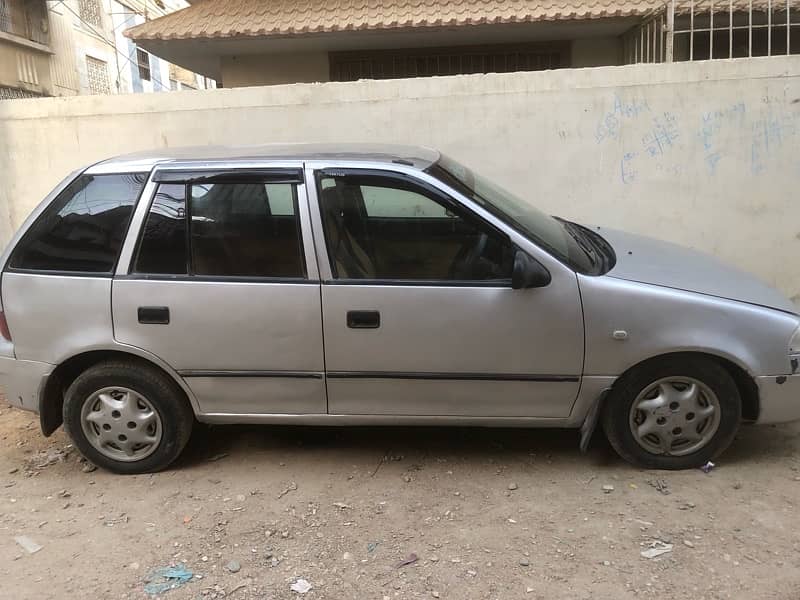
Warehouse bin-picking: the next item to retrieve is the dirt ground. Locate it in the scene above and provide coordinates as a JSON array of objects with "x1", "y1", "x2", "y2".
[{"x1": 1, "y1": 404, "x2": 800, "y2": 600}]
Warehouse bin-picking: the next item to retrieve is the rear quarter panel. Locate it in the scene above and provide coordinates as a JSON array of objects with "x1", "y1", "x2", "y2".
[{"x1": 579, "y1": 275, "x2": 799, "y2": 377}]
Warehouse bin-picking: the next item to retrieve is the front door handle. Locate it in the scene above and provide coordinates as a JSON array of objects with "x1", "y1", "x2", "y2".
[
  {"x1": 138, "y1": 306, "x2": 170, "y2": 325},
  {"x1": 347, "y1": 310, "x2": 380, "y2": 329}
]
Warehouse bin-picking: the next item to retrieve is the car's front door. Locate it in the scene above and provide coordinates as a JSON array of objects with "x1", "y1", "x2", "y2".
[
  {"x1": 113, "y1": 164, "x2": 326, "y2": 417},
  {"x1": 308, "y1": 165, "x2": 584, "y2": 418}
]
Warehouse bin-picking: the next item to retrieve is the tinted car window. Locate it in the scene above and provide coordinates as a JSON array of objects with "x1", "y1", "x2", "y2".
[
  {"x1": 189, "y1": 182, "x2": 305, "y2": 278},
  {"x1": 134, "y1": 184, "x2": 188, "y2": 275},
  {"x1": 10, "y1": 173, "x2": 146, "y2": 273},
  {"x1": 317, "y1": 172, "x2": 514, "y2": 281}
]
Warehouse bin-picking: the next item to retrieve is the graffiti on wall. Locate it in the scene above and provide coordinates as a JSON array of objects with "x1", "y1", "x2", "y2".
[{"x1": 593, "y1": 92, "x2": 800, "y2": 185}]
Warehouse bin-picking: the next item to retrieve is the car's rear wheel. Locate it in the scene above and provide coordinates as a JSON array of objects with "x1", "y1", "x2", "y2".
[
  {"x1": 63, "y1": 360, "x2": 193, "y2": 474},
  {"x1": 602, "y1": 356, "x2": 741, "y2": 470}
]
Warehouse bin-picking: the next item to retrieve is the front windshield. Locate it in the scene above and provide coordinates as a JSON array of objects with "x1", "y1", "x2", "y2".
[{"x1": 427, "y1": 155, "x2": 603, "y2": 274}]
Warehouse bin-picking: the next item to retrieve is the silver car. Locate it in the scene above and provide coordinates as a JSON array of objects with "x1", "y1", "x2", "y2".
[{"x1": 1, "y1": 144, "x2": 798, "y2": 474}]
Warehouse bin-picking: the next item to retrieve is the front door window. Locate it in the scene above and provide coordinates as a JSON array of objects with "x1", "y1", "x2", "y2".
[{"x1": 316, "y1": 171, "x2": 514, "y2": 282}]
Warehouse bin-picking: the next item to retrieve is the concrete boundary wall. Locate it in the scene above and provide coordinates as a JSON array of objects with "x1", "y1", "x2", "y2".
[{"x1": 1, "y1": 57, "x2": 799, "y2": 298}]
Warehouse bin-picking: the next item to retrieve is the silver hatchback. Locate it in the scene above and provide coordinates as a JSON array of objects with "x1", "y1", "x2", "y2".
[{"x1": 2, "y1": 144, "x2": 799, "y2": 473}]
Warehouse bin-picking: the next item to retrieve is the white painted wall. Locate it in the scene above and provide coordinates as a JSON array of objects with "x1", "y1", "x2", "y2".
[{"x1": 0, "y1": 57, "x2": 799, "y2": 300}]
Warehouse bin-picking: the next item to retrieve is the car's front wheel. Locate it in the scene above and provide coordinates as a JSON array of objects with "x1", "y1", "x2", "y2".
[
  {"x1": 602, "y1": 355, "x2": 741, "y2": 470},
  {"x1": 63, "y1": 360, "x2": 194, "y2": 474}
]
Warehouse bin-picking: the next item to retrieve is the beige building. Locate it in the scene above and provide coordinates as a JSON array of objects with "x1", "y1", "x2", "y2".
[
  {"x1": 0, "y1": 0, "x2": 212, "y2": 99},
  {"x1": 125, "y1": 0, "x2": 663, "y2": 88}
]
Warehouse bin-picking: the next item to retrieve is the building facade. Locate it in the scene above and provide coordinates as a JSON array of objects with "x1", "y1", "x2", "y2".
[
  {"x1": 126, "y1": 0, "x2": 798, "y2": 88},
  {"x1": 0, "y1": 0, "x2": 212, "y2": 99}
]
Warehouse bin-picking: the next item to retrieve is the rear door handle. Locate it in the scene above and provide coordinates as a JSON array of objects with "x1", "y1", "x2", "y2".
[
  {"x1": 138, "y1": 306, "x2": 170, "y2": 325},
  {"x1": 347, "y1": 310, "x2": 380, "y2": 329}
]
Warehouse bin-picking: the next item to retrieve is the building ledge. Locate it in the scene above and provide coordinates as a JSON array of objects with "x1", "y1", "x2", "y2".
[{"x1": 0, "y1": 30, "x2": 53, "y2": 55}]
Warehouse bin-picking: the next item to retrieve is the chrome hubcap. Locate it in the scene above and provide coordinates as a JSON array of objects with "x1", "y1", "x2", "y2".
[
  {"x1": 80, "y1": 387, "x2": 162, "y2": 462},
  {"x1": 629, "y1": 377, "x2": 721, "y2": 456}
]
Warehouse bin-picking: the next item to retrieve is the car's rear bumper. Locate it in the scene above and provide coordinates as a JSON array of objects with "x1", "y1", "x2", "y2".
[
  {"x1": 0, "y1": 356, "x2": 52, "y2": 413},
  {"x1": 756, "y1": 374, "x2": 800, "y2": 424}
]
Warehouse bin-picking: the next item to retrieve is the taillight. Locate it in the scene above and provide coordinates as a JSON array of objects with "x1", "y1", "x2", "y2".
[{"x1": 0, "y1": 310, "x2": 11, "y2": 342}]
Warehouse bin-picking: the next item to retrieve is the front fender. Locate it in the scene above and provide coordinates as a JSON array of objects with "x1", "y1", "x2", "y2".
[{"x1": 578, "y1": 275, "x2": 799, "y2": 377}]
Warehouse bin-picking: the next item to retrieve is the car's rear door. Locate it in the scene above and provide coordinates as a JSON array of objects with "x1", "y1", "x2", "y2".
[
  {"x1": 113, "y1": 162, "x2": 325, "y2": 417},
  {"x1": 307, "y1": 162, "x2": 584, "y2": 418}
]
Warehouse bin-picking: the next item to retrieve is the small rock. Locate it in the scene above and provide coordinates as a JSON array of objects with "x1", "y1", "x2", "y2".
[
  {"x1": 8, "y1": 467, "x2": 18, "y2": 474},
  {"x1": 290, "y1": 578, "x2": 312, "y2": 594},
  {"x1": 508, "y1": 482, "x2": 518, "y2": 491},
  {"x1": 432, "y1": 592, "x2": 441, "y2": 599},
  {"x1": 602, "y1": 484, "x2": 614, "y2": 494},
  {"x1": 466, "y1": 569, "x2": 477, "y2": 577},
  {"x1": 343, "y1": 552, "x2": 353, "y2": 561},
  {"x1": 519, "y1": 558, "x2": 530, "y2": 567},
  {"x1": 602, "y1": 560, "x2": 611, "y2": 566},
  {"x1": 81, "y1": 463, "x2": 97, "y2": 473},
  {"x1": 225, "y1": 560, "x2": 241, "y2": 573},
  {"x1": 733, "y1": 482, "x2": 742, "y2": 490},
  {"x1": 683, "y1": 540, "x2": 695, "y2": 548}
]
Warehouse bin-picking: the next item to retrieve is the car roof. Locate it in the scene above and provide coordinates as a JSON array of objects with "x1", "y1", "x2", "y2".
[{"x1": 85, "y1": 143, "x2": 441, "y2": 174}]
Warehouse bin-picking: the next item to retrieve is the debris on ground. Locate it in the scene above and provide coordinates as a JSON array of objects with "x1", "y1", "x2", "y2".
[
  {"x1": 24, "y1": 445, "x2": 72, "y2": 473},
  {"x1": 290, "y1": 578, "x2": 313, "y2": 594},
  {"x1": 277, "y1": 482, "x2": 298, "y2": 499},
  {"x1": 508, "y1": 482, "x2": 519, "y2": 490},
  {"x1": 394, "y1": 553, "x2": 419, "y2": 568},
  {"x1": 683, "y1": 540, "x2": 695, "y2": 548},
  {"x1": 14, "y1": 535, "x2": 43, "y2": 554},
  {"x1": 81, "y1": 463, "x2": 97, "y2": 473},
  {"x1": 225, "y1": 560, "x2": 241, "y2": 573},
  {"x1": 647, "y1": 479, "x2": 670, "y2": 495},
  {"x1": 367, "y1": 541, "x2": 379, "y2": 553},
  {"x1": 333, "y1": 501, "x2": 351, "y2": 509},
  {"x1": 519, "y1": 558, "x2": 530, "y2": 566},
  {"x1": 143, "y1": 565, "x2": 194, "y2": 595},
  {"x1": 640, "y1": 541, "x2": 674, "y2": 559},
  {"x1": 207, "y1": 453, "x2": 229, "y2": 462},
  {"x1": 602, "y1": 484, "x2": 615, "y2": 494},
  {"x1": 700, "y1": 461, "x2": 715, "y2": 474}
]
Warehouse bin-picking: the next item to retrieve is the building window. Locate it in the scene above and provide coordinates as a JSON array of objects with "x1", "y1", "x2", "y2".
[
  {"x1": 136, "y1": 48, "x2": 151, "y2": 81},
  {"x1": 330, "y1": 42, "x2": 569, "y2": 81},
  {"x1": 78, "y1": 0, "x2": 102, "y2": 27},
  {"x1": 86, "y1": 56, "x2": 110, "y2": 95},
  {"x1": 0, "y1": 85, "x2": 43, "y2": 100},
  {"x1": 0, "y1": 0, "x2": 11, "y2": 34},
  {"x1": 169, "y1": 78, "x2": 178, "y2": 91}
]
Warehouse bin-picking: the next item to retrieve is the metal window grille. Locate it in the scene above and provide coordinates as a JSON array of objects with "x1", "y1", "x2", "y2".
[
  {"x1": 136, "y1": 47, "x2": 151, "y2": 81},
  {"x1": 78, "y1": 0, "x2": 102, "y2": 27},
  {"x1": 0, "y1": 0, "x2": 48, "y2": 44},
  {"x1": 86, "y1": 56, "x2": 110, "y2": 95},
  {"x1": 330, "y1": 43, "x2": 570, "y2": 81},
  {"x1": 624, "y1": 0, "x2": 799, "y2": 61},
  {"x1": 0, "y1": 85, "x2": 43, "y2": 100},
  {"x1": 0, "y1": 0, "x2": 11, "y2": 33}
]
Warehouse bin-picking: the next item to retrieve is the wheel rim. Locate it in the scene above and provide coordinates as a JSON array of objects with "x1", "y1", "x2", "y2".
[
  {"x1": 80, "y1": 387, "x2": 162, "y2": 462},
  {"x1": 628, "y1": 376, "x2": 721, "y2": 457}
]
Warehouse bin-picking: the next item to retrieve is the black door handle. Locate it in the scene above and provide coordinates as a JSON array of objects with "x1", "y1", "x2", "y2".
[
  {"x1": 347, "y1": 310, "x2": 380, "y2": 329},
  {"x1": 138, "y1": 306, "x2": 170, "y2": 325}
]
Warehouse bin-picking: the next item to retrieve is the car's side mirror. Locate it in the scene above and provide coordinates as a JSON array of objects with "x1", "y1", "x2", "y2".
[{"x1": 512, "y1": 250, "x2": 551, "y2": 289}]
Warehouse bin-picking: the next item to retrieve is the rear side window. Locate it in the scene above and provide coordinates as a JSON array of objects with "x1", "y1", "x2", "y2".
[
  {"x1": 134, "y1": 181, "x2": 305, "y2": 279},
  {"x1": 10, "y1": 173, "x2": 146, "y2": 273}
]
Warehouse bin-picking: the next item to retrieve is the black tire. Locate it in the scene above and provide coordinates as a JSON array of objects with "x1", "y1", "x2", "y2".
[
  {"x1": 602, "y1": 355, "x2": 741, "y2": 470},
  {"x1": 63, "y1": 360, "x2": 194, "y2": 474}
]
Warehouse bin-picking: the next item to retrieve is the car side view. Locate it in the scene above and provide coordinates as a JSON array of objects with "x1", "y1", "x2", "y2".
[{"x1": 1, "y1": 144, "x2": 799, "y2": 474}]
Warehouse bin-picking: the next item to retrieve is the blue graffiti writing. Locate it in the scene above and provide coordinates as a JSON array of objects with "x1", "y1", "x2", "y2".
[{"x1": 595, "y1": 94, "x2": 650, "y2": 144}]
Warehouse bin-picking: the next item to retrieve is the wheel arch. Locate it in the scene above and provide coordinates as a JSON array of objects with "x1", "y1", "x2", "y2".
[
  {"x1": 610, "y1": 351, "x2": 759, "y2": 422},
  {"x1": 39, "y1": 347, "x2": 198, "y2": 436}
]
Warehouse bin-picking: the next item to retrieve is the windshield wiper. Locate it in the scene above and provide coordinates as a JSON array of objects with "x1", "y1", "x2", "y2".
[{"x1": 557, "y1": 219, "x2": 598, "y2": 266}]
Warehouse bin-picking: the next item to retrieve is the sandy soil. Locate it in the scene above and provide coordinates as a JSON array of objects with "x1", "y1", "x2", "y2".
[{"x1": 1, "y1": 404, "x2": 800, "y2": 600}]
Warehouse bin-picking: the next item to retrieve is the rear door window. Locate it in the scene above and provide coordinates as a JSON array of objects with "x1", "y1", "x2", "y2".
[
  {"x1": 134, "y1": 180, "x2": 306, "y2": 279},
  {"x1": 9, "y1": 173, "x2": 146, "y2": 273}
]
